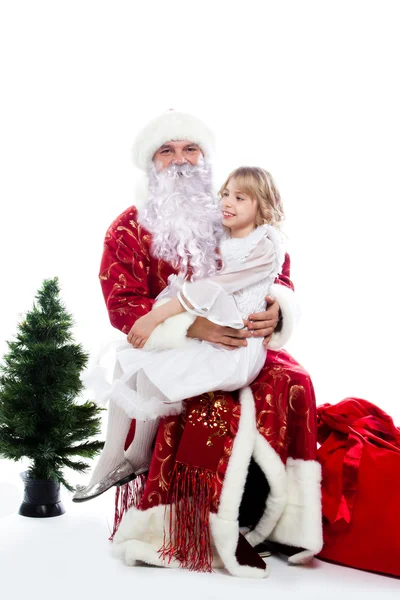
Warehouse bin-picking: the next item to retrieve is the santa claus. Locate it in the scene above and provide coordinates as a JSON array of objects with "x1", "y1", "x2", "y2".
[{"x1": 74, "y1": 110, "x2": 323, "y2": 578}]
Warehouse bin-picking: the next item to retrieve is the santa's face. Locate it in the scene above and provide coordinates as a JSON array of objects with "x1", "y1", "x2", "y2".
[{"x1": 152, "y1": 140, "x2": 203, "y2": 171}]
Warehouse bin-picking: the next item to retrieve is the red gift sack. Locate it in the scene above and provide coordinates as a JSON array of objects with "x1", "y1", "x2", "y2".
[{"x1": 317, "y1": 398, "x2": 400, "y2": 577}]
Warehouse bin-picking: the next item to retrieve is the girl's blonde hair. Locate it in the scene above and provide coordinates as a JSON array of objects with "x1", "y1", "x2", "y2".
[{"x1": 219, "y1": 166, "x2": 285, "y2": 228}]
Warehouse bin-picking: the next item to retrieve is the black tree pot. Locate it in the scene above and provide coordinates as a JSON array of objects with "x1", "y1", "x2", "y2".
[{"x1": 19, "y1": 471, "x2": 65, "y2": 518}]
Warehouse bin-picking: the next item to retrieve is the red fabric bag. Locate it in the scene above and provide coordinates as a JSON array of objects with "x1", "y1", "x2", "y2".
[{"x1": 317, "y1": 398, "x2": 400, "y2": 577}]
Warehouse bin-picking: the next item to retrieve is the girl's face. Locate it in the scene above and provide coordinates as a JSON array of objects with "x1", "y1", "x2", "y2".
[{"x1": 221, "y1": 177, "x2": 258, "y2": 238}]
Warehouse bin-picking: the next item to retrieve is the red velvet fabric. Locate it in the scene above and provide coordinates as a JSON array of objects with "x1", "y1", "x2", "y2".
[
  {"x1": 99, "y1": 206, "x2": 302, "y2": 453},
  {"x1": 100, "y1": 206, "x2": 318, "y2": 567},
  {"x1": 317, "y1": 398, "x2": 400, "y2": 577},
  {"x1": 99, "y1": 204, "x2": 316, "y2": 470},
  {"x1": 136, "y1": 351, "x2": 317, "y2": 514}
]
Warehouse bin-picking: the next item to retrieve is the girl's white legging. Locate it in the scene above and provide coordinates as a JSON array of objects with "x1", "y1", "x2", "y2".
[
  {"x1": 88, "y1": 399, "x2": 159, "y2": 486},
  {"x1": 87, "y1": 358, "x2": 160, "y2": 486}
]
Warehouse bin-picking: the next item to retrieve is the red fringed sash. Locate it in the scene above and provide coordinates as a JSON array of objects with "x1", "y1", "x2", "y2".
[
  {"x1": 160, "y1": 462, "x2": 214, "y2": 572},
  {"x1": 159, "y1": 392, "x2": 236, "y2": 572},
  {"x1": 109, "y1": 473, "x2": 146, "y2": 541}
]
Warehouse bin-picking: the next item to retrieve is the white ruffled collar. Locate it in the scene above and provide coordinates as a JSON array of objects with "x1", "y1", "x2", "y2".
[{"x1": 221, "y1": 224, "x2": 285, "y2": 269}]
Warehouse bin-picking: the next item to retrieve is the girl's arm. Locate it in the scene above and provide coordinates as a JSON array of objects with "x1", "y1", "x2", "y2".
[
  {"x1": 128, "y1": 231, "x2": 282, "y2": 348},
  {"x1": 127, "y1": 296, "x2": 193, "y2": 348},
  {"x1": 152, "y1": 296, "x2": 192, "y2": 322}
]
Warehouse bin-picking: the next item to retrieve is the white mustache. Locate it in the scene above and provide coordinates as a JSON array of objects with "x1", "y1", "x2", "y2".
[{"x1": 138, "y1": 160, "x2": 223, "y2": 280}]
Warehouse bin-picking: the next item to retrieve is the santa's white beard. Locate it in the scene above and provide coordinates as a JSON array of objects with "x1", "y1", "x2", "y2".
[{"x1": 137, "y1": 161, "x2": 223, "y2": 280}]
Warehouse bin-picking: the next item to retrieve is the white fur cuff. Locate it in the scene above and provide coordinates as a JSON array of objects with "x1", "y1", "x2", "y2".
[
  {"x1": 144, "y1": 299, "x2": 196, "y2": 351},
  {"x1": 209, "y1": 514, "x2": 268, "y2": 578},
  {"x1": 268, "y1": 284, "x2": 301, "y2": 350},
  {"x1": 269, "y1": 458, "x2": 323, "y2": 563}
]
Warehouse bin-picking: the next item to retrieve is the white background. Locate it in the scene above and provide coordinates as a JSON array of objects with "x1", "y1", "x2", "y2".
[
  {"x1": 1, "y1": 2, "x2": 400, "y2": 595},
  {"x1": 1, "y1": 0, "x2": 399, "y2": 469}
]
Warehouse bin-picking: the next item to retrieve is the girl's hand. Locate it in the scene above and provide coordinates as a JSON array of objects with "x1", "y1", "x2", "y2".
[
  {"x1": 244, "y1": 296, "x2": 281, "y2": 348},
  {"x1": 127, "y1": 313, "x2": 159, "y2": 348}
]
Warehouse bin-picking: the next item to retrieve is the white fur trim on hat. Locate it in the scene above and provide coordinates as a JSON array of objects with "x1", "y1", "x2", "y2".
[{"x1": 133, "y1": 111, "x2": 215, "y2": 171}]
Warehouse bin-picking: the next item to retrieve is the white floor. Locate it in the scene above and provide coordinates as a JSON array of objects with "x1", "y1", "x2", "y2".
[{"x1": 1, "y1": 481, "x2": 399, "y2": 600}]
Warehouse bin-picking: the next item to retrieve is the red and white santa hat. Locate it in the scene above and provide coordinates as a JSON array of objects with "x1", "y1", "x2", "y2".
[{"x1": 133, "y1": 110, "x2": 215, "y2": 171}]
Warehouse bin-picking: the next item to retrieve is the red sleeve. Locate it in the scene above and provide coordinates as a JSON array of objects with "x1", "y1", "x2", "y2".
[
  {"x1": 99, "y1": 207, "x2": 154, "y2": 334},
  {"x1": 274, "y1": 252, "x2": 294, "y2": 291}
]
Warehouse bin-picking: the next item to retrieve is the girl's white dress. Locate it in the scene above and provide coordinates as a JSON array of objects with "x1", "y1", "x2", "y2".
[{"x1": 83, "y1": 225, "x2": 285, "y2": 421}]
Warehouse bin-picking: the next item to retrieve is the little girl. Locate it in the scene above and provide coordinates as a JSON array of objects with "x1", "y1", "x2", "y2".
[{"x1": 75, "y1": 166, "x2": 285, "y2": 501}]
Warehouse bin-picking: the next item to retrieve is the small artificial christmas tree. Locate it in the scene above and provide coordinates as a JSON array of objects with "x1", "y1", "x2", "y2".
[{"x1": 0, "y1": 278, "x2": 104, "y2": 502}]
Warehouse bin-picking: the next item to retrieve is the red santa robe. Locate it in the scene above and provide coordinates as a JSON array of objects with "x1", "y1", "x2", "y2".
[{"x1": 99, "y1": 206, "x2": 323, "y2": 578}]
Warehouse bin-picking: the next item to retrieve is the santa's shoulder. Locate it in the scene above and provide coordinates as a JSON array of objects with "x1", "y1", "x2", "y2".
[
  {"x1": 108, "y1": 205, "x2": 138, "y2": 229},
  {"x1": 105, "y1": 206, "x2": 150, "y2": 245}
]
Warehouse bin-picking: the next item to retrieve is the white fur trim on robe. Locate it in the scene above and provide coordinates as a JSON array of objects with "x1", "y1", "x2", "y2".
[
  {"x1": 268, "y1": 283, "x2": 301, "y2": 350},
  {"x1": 209, "y1": 387, "x2": 269, "y2": 578},
  {"x1": 112, "y1": 387, "x2": 322, "y2": 574},
  {"x1": 245, "y1": 432, "x2": 287, "y2": 547},
  {"x1": 112, "y1": 504, "x2": 224, "y2": 570},
  {"x1": 268, "y1": 458, "x2": 323, "y2": 564}
]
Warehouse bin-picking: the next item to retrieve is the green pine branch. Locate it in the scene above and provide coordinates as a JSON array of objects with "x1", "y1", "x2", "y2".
[{"x1": 0, "y1": 278, "x2": 104, "y2": 489}]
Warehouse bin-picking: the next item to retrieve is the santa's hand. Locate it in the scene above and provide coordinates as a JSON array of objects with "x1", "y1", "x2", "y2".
[
  {"x1": 127, "y1": 314, "x2": 157, "y2": 347},
  {"x1": 187, "y1": 316, "x2": 251, "y2": 351},
  {"x1": 244, "y1": 295, "x2": 281, "y2": 349}
]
